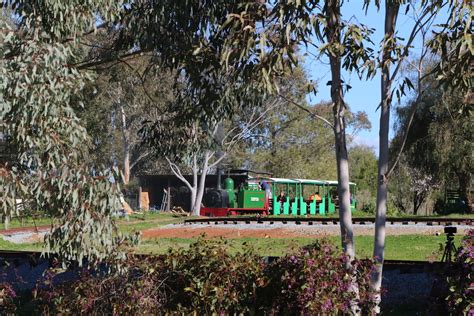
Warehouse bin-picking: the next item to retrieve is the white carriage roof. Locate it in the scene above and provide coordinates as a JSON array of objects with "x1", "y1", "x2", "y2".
[
  {"x1": 249, "y1": 177, "x2": 299, "y2": 184},
  {"x1": 267, "y1": 177, "x2": 299, "y2": 184},
  {"x1": 325, "y1": 180, "x2": 357, "y2": 186},
  {"x1": 250, "y1": 177, "x2": 356, "y2": 185},
  {"x1": 293, "y1": 179, "x2": 327, "y2": 185}
]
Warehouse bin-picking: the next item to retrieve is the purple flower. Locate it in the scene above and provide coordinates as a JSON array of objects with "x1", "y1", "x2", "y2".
[{"x1": 322, "y1": 299, "x2": 333, "y2": 310}]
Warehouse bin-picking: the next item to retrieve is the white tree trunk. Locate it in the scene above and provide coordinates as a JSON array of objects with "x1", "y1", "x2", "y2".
[
  {"x1": 119, "y1": 104, "x2": 131, "y2": 185},
  {"x1": 190, "y1": 155, "x2": 198, "y2": 214},
  {"x1": 3, "y1": 214, "x2": 10, "y2": 230},
  {"x1": 190, "y1": 186, "x2": 197, "y2": 213},
  {"x1": 325, "y1": 1, "x2": 358, "y2": 314},
  {"x1": 215, "y1": 123, "x2": 225, "y2": 189},
  {"x1": 371, "y1": 2, "x2": 400, "y2": 312},
  {"x1": 334, "y1": 110, "x2": 355, "y2": 260},
  {"x1": 192, "y1": 151, "x2": 211, "y2": 216},
  {"x1": 326, "y1": 0, "x2": 355, "y2": 263}
]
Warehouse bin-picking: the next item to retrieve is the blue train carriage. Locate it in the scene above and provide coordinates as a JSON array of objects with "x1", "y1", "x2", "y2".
[{"x1": 324, "y1": 180, "x2": 357, "y2": 213}]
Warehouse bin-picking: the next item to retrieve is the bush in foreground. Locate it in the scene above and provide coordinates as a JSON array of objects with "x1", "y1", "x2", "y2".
[
  {"x1": 0, "y1": 282, "x2": 17, "y2": 314},
  {"x1": 34, "y1": 238, "x2": 374, "y2": 314},
  {"x1": 262, "y1": 243, "x2": 374, "y2": 314}
]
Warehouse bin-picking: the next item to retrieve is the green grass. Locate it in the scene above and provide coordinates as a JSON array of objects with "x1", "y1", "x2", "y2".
[
  {"x1": 0, "y1": 238, "x2": 42, "y2": 252},
  {"x1": 117, "y1": 213, "x2": 185, "y2": 233},
  {"x1": 136, "y1": 234, "x2": 463, "y2": 261},
  {"x1": 0, "y1": 217, "x2": 54, "y2": 231},
  {"x1": 0, "y1": 212, "x2": 184, "y2": 232},
  {"x1": 0, "y1": 233, "x2": 463, "y2": 261}
]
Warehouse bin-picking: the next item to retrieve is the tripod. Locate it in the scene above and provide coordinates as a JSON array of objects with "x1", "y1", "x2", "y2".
[{"x1": 441, "y1": 232, "x2": 457, "y2": 263}]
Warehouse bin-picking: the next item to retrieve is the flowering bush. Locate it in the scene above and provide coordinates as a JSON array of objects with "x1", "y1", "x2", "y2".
[
  {"x1": 445, "y1": 229, "x2": 474, "y2": 314},
  {"x1": 37, "y1": 238, "x2": 266, "y2": 314},
  {"x1": 160, "y1": 238, "x2": 266, "y2": 314},
  {"x1": 0, "y1": 282, "x2": 16, "y2": 314},
  {"x1": 35, "y1": 238, "x2": 375, "y2": 314},
  {"x1": 261, "y1": 241, "x2": 375, "y2": 314},
  {"x1": 36, "y1": 257, "x2": 168, "y2": 315}
]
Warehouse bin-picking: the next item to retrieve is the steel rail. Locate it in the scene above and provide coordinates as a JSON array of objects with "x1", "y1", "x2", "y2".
[{"x1": 184, "y1": 216, "x2": 472, "y2": 226}]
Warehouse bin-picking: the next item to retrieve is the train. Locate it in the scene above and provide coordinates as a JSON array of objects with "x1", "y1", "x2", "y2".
[{"x1": 200, "y1": 177, "x2": 357, "y2": 217}]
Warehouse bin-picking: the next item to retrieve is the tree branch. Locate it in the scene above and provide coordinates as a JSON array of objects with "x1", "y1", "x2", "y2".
[
  {"x1": 278, "y1": 94, "x2": 334, "y2": 129},
  {"x1": 73, "y1": 49, "x2": 150, "y2": 70},
  {"x1": 130, "y1": 151, "x2": 153, "y2": 171},
  {"x1": 62, "y1": 22, "x2": 109, "y2": 44},
  {"x1": 223, "y1": 99, "x2": 281, "y2": 148},
  {"x1": 208, "y1": 153, "x2": 227, "y2": 170},
  {"x1": 386, "y1": 12, "x2": 433, "y2": 179},
  {"x1": 388, "y1": 3, "x2": 439, "y2": 83},
  {"x1": 166, "y1": 157, "x2": 193, "y2": 191}
]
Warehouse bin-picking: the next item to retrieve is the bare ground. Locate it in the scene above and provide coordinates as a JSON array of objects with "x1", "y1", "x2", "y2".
[{"x1": 141, "y1": 223, "x2": 471, "y2": 239}]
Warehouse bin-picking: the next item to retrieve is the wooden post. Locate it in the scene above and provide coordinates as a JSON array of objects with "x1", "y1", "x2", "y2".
[{"x1": 138, "y1": 185, "x2": 142, "y2": 210}]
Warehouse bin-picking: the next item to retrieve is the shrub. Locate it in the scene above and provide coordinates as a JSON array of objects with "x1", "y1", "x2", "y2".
[
  {"x1": 160, "y1": 238, "x2": 266, "y2": 314},
  {"x1": 445, "y1": 229, "x2": 474, "y2": 314},
  {"x1": 355, "y1": 189, "x2": 375, "y2": 214},
  {"x1": 261, "y1": 240, "x2": 375, "y2": 314},
  {"x1": 36, "y1": 257, "x2": 168, "y2": 315},
  {"x1": 36, "y1": 238, "x2": 375, "y2": 315},
  {"x1": 36, "y1": 238, "x2": 266, "y2": 315},
  {"x1": 0, "y1": 282, "x2": 16, "y2": 314}
]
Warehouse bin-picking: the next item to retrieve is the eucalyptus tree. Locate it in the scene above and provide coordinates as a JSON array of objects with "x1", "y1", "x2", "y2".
[
  {"x1": 246, "y1": 100, "x2": 371, "y2": 181},
  {"x1": 366, "y1": 1, "x2": 473, "y2": 307},
  {"x1": 0, "y1": 2, "x2": 135, "y2": 265},
  {"x1": 78, "y1": 56, "x2": 175, "y2": 184},
  {"x1": 0, "y1": 0, "x2": 280, "y2": 263}
]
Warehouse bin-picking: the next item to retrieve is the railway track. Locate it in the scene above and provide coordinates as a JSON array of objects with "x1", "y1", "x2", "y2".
[{"x1": 184, "y1": 216, "x2": 473, "y2": 227}]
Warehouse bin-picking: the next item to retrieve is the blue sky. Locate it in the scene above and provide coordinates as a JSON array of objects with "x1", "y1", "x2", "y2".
[{"x1": 301, "y1": 1, "x2": 447, "y2": 154}]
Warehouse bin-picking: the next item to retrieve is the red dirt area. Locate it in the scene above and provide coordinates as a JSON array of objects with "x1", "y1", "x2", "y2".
[
  {"x1": 141, "y1": 226, "x2": 324, "y2": 239},
  {"x1": 0, "y1": 225, "x2": 50, "y2": 235}
]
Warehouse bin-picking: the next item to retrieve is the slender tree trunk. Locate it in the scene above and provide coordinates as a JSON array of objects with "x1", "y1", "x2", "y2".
[
  {"x1": 119, "y1": 104, "x2": 131, "y2": 185},
  {"x1": 413, "y1": 192, "x2": 418, "y2": 215},
  {"x1": 371, "y1": 1, "x2": 400, "y2": 311},
  {"x1": 325, "y1": 1, "x2": 359, "y2": 314},
  {"x1": 190, "y1": 156, "x2": 198, "y2": 213},
  {"x1": 193, "y1": 151, "x2": 211, "y2": 216},
  {"x1": 215, "y1": 123, "x2": 225, "y2": 189},
  {"x1": 3, "y1": 214, "x2": 9, "y2": 230},
  {"x1": 325, "y1": 0, "x2": 355, "y2": 263}
]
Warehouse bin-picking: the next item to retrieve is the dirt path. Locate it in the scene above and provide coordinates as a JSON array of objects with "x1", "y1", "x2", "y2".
[
  {"x1": 142, "y1": 223, "x2": 469, "y2": 239},
  {"x1": 0, "y1": 225, "x2": 51, "y2": 235}
]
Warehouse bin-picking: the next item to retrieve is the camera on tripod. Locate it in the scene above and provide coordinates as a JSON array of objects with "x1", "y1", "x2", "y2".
[
  {"x1": 444, "y1": 226, "x2": 457, "y2": 235},
  {"x1": 441, "y1": 226, "x2": 458, "y2": 263}
]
